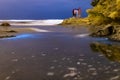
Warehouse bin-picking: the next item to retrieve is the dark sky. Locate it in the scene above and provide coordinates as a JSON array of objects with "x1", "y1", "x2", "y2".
[{"x1": 0, "y1": 0, "x2": 92, "y2": 19}]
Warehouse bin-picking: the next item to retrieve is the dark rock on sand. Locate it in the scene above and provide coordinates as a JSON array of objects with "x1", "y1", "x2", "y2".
[
  {"x1": 0, "y1": 22, "x2": 11, "y2": 26},
  {"x1": 90, "y1": 24, "x2": 116, "y2": 37}
]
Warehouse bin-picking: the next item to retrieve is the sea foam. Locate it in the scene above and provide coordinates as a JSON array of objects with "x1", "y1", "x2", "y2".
[{"x1": 0, "y1": 19, "x2": 63, "y2": 26}]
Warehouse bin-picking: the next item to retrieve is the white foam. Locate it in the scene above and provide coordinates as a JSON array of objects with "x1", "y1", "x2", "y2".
[
  {"x1": 29, "y1": 28, "x2": 50, "y2": 32},
  {"x1": 75, "y1": 33, "x2": 89, "y2": 38},
  {"x1": 0, "y1": 19, "x2": 63, "y2": 26}
]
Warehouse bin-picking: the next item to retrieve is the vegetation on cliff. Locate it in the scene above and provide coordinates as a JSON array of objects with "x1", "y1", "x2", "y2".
[
  {"x1": 87, "y1": 0, "x2": 120, "y2": 26},
  {"x1": 61, "y1": 17, "x2": 89, "y2": 26},
  {"x1": 87, "y1": 0, "x2": 120, "y2": 41},
  {"x1": 62, "y1": 0, "x2": 120, "y2": 41}
]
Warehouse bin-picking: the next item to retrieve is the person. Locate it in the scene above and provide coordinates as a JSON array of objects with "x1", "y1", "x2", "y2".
[
  {"x1": 72, "y1": 8, "x2": 78, "y2": 17},
  {"x1": 72, "y1": 9, "x2": 76, "y2": 17},
  {"x1": 78, "y1": 8, "x2": 81, "y2": 18}
]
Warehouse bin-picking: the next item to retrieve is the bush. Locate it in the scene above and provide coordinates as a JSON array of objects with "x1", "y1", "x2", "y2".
[{"x1": 91, "y1": 0, "x2": 100, "y2": 6}]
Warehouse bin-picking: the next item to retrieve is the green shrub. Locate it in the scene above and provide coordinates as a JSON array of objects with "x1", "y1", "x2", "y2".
[{"x1": 91, "y1": 0, "x2": 100, "y2": 6}]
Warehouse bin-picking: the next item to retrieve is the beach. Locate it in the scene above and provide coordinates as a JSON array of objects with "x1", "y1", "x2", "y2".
[{"x1": 0, "y1": 24, "x2": 120, "y2": 80}]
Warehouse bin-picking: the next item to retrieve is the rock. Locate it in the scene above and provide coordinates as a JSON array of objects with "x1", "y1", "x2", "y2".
[
  {"x1": 0, "y1": 22, "x2": 11, "y2": 26},
  {"x1": 90, "y1": 24, "x2": 116, "y2": 37}
]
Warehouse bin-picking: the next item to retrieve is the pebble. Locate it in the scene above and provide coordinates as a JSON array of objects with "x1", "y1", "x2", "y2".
[
  {"x1": 88, "y1": 68, "x2": 96, "y2": 71},
  {"x1": 88, "y1": 65, "x2": 93, "y2": 67},
  {"x1": 110, "y1": 75, "x2": 119, "y2": 80},
  {"x1": 98, "y1": 54, "x2": 104, "y2": 57},
  {"x1": 91, "y1": 72, "x2": 97, "y2": 76},
  {"x1": 31, "y1": 55, "x2": 35, "y2": 58},
  {"x1": 68, "y1": 67, "x2": 77, "y2": 71},
  {"x1": 53, "y1": 60, "x2": 57, "y2": 62},
  {"x1": 50, "y1": 66, "x2": 55, "y2": 69},
  {"x1": 54, "y1": 48, "x2": 59, "y2": 50},
  {"x1": 11, "y1": 52, "x2": 15, "y2": 54},
  {"x1": 5, "y1": 76, "x2": 11, "y2": 80},
  {"x1": 79, "y1": 59, "x2": 84, "y2": 61},
  {"x1": 41, "y1": 53, "x2": 46, "y2": 56},
  {"x1": 12, "y1": 59, "x2": 18, "y2": 62},
  {"x1": 12, "y1": 71, "x2": 16, "y2": 74},
  {"x1": 64, "y1": 72, "x2": 77, "y2": 78},
  {"x1": 77, "y1": 62, "x2": 80, "y2": 65},
  {"x1": 62, "y1": 57, "x2": 66, "y2": 60},
  {"x1": 47, "y1": 72, "x2": 54, "y2": 76},
  {"x1": 81, "y1": 63, "x2": 87, "y2": 65},
  {"x1": 113, "y1": 69, "x2": 119, "y2": 72}
]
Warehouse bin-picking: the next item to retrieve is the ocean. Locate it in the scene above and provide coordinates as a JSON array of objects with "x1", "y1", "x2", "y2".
[{"x1": 0, "y1": 0, "x2": 92, "y2": 20}]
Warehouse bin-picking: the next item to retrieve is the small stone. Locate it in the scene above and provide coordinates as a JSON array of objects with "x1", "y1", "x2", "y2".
[
  {"x1": 47, "y1": 72, "x2": 54, "y2": 76},
  {"x1": 88, "y1": 68, "x2": 96, "y2": 71},
  {"x1": 11, "y1": 52, "x2": 15, "y2": 54},
  {"x1": 50, "y1": 66, "x2": 55, "y2": 69},
  {"x1": 12, "y1": 71, "x2": 15, "y2": 74},
  {"x1": 68, "y1": 67, "x2": 77, "y2": 71},
  {"x1": 92, "y1": 72, "x2": 97, "y2": 76},
  {"x1": 88, "y1": 65, "x2": 93, "y2": 67},
  {"x1": 98, "y1": 54, "x2": 104, "y2": 57},
  {"x1": 54, "y1": 48, "x2": 59, "y2": 50},
  {"x1": 64, "y1": 72, "x2": 77, "y2": 78},
  {"x1": 5, "y1": 76, "x2": 10, "y2": 80},
  {"x1": 53, "y1": 60, "x2": 57, "y2": 62},
  {"x1": 81, "y1": 63, "x2": 87, "y2": 65},
  {"x1": 62, "y1": 57, "x2": 66, "y2": 60},
  {"x1": 110, "y1": 75, "x2": 119, "y2": 80},
  {"x1": 104, "y1": 71, "x2": 110, "y2": 74},
  {"x1": 113, "y1": 69, "x2": 119, "y2": 72},
  {"x1": 12, "y1": 59, "x2": 18, "y2": 62},
  {"x1": 22, "y1": 57, "x2": 26, "y2": 60},
  {"x1": 67, "y1": 58, "x2": 70, "y2": 61},
  {"x1": 77, "y1": 62, "x2": 80, "y2": 65},
  {"x1": 41, "y1": 53, "x2": 46, "y2": 56},
  {"x1": 31, "y1": 56, "x2": 35, "y2": 58},
  {"x1": 79, "y1": 59, "x2": 84, "y2": 61}
]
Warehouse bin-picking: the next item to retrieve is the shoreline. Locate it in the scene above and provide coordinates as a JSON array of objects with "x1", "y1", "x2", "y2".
[
  {"x1": 0, "y1": 19, "x2": 63, "y2": 26},
  {"x1": 0, "y1": 27, "x2": 50, "y2": 39},
  {"x1": 61, "y1": 17, "x2": 120, "y2": 41}
]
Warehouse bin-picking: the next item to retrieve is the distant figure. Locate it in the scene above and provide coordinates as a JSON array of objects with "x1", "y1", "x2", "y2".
[
  {"x1": 72, "y1": 8, "x2": 81, "y2": 18},
  {"x1": 72, "y1": 9, "x2": 76, "y2": 17},
  {"x1": 72, "y1": 9, "x2": 78, "y2": 17},
  {"x1": 78, "y1": 8, "x2": 81, "y2": 18}
]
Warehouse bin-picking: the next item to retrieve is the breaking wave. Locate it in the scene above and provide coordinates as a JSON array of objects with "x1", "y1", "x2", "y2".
[
  {"x1": 75, "y1": 33, "x2": 89, "y2": 38},
  {"x1": 0, "y1": 19, "x2": 63, "y2": 26}
]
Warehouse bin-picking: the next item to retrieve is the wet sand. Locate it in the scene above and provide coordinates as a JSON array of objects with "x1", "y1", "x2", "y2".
[{"x1": 0, "y1": 26, "x2": 120, "y2": 80}]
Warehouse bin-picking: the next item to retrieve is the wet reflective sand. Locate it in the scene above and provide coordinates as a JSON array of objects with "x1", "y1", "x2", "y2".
[{"x1": 0, "y1": 26, "x2": 120, "y2": 80}]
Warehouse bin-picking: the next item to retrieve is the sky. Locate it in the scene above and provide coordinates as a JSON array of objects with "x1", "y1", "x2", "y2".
[{"x1": 0, "y1": 0, "x2": 92, "y2": 19}]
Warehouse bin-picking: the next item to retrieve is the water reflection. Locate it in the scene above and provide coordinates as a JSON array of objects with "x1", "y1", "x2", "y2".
[
  {"x1": 90, "y1": 42, "x2": 120, "y2": 62},
  {"x1": 4, "y1": 34, "x2": 37, "y2": 40}
]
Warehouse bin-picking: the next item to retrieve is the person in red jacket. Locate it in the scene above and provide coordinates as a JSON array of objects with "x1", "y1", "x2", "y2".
[
  {"x1": 78, "y1": 8, "x2": 81, "y2": 18},
  {"x1": 72, "y1": 9, "x2": 76, "y2": 17}
]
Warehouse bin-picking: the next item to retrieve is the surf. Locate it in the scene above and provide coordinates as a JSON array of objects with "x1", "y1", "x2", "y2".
[{"x1": 0, "y1": 19, "x2": 63, "y2": 26}]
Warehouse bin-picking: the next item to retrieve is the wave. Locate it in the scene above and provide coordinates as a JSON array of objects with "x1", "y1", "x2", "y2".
[
  {"x1": 75, "y1": 33, "x2": 89, "y2": 38},
  {"x1": 0, "y1": 19, "x2": 63, "y2": 26}
]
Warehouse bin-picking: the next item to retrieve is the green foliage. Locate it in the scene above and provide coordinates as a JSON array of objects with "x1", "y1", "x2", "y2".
[
  {"x1": 61, "y1": 17, "x2": 89, "y2": 25},
  {"x1": 87, "y1": 0, "x2": 120, "y2": 26},
  {"x1": 91, "y1": 0, "x2": 100, "y2": 6},
  {"x1": 109, "y1": 11, "x2": 119, "y2": 19}
]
